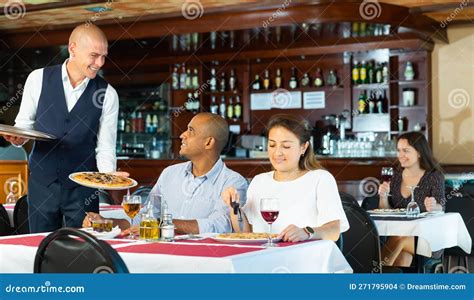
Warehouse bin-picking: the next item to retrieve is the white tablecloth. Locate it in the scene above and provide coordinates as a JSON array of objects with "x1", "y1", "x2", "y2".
[
  {"x1": 0, "y1": 234, "x2": 352, "y2": 274},
  {"x1": 374, "y1": 212, "x2": 472, "y2": 257}
]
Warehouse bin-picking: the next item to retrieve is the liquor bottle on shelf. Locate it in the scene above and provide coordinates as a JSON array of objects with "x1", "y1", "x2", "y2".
[
  {"x1": 179, "y1": 64, "x2": 187, "y2": 89},
  {"x1": 152, "y1": 115, "x2": 158, "y2": 132},
  {"x1": 172, "y1": 35, "x2": 178, "y2": 52},
  {"x1": 404, "y1": 61, "x2": 415, "y2": 80},
  {"x1": 234, "y1": 96, "x2": 242, "y2": 121},
  {"x1": 125, "y1": 112, "x2": 131, "y2": 133},
  {"x1": 275, "y1": 68, "x2": 282, "y2": 89},
  {"x1": 210, "y1": 96, "x2": 219, "y2": 114},
  {"x1": 359, "y1": 22, "x2": 367, "y2": 37},
  {"x1": 382, "y1": 62, "x2": 389, "y2": 83},
  {"x1": 275, "y1": 26, "x2": 282, "y2": 43},
  {"x1": 192, "y1": 68, "x2": 199, "y2": 89},
  {"x1": 145, "y1": 114, "x2": 152, "y2": 133},
  {"x1": 376, "y1": 90, "x2": 383, "y2": 113},
  {"x1": 185, "y1": 68, "x2": 192, "y2": 89},
  {"x1": 184, "y1": 33, "x2": 191, "y2": 52},
  {"x1": 327, "y1": 70, "x2": 337, "y2": 86},
  {"x1": 192, "y1": 91, "x2": 200, "y2": 113},
  {"x1": 220, "y1": 72, "x2": 226, "y2": 92},
  {"x1": 220, "y1": 31, "x2": 227, "y2": 48},
  {"x1": 368, "y1": 91, "x2": 375, "y2": 114},
  {"x1": 227, "y1": 97, "x2": 234, "y2": 119},
  {"x1": 118, "y1": 111, "x2": 125, "y2": 133},
  {"x1": 352, "y1": 22, "x2": 359, "y2": 37},
  {"x1": 136, "y1": 111, "x2": 145, "y2": 133},
  {"x1": 210, "y1": 31, "x2": 217, "y2": 50},
  {"x1": 289, "y1": 67, "x2": 298, "y2": 89},
  {"x1": 352, "y1": 60, "x2": 359, "y2": 85},
  {"x1": 360, "y1": 61, "x2": 367, "y2": 84},
  {"x1": 209, "y1": 68, "x2": 217, "y2": 92},
  {"x1": 367, "y1": 61, "x2": 374, "y2": 84},
  {"x1": 252, "y1": 74, "x2": 261, "y2": 91},
  {"x1": 171, "y1": 65, "x2": 179, "y2": 90},
  {"x1": 375, "y1": 62, "x2": 383, "y2": 84},
  {"x1": 263, "y1": 70, "x2": 271, "y2": 90},
  {"x1": 357, "y1": 90, "x2": 367, "y2": 114},
  {"x1": 192, "y1": 32, "x2": 199, "y2": 51},
  {"x1": 219, "y1": 96, "x2": 226, "y2": 119},
  {"x1": 229, "y1": 69, "x2": 237, "y2": 91},
  {"x1": 300, "y1": 73, "x2": 310, "y2": 87},
  {"x1": 229, "y1": 30, "x2": 235, "y2": 49},
  {"x1": 313, "y1": 68, "x2": 324, "y2": 87},
  {"x1": 185, "y1": 93, "x2": 193, "y2": 111}
]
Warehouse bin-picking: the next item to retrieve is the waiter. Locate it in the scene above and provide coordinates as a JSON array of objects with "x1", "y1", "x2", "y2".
[{"x1": 3, "y1": 24, "x2": 121, "y2": 233}]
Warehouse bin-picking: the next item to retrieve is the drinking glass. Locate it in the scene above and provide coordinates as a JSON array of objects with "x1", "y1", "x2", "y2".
[
  {"x1": 380, "y1": 167, "x2": 394, "y2": 198},
  {"x1": 6, "y1": 181, "x2": 18, "y2": 204},
  {"x1": 122, "y1": 195, "x2": 141, "y2": 239},
  {"x1": 406, "y1": 185, "x2": 420, "y2": 218},
  {"x1": 260, "y1": 198, "x2": 279, "y2": 247}
]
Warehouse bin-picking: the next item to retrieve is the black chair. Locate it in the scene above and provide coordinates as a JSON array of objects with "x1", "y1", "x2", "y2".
[
  {"x1": 131, "y1": 186, "x2": 152, "y2": 204},
  {"x1": 444, "y1": 193, "x2": 474, "y2": 273},
  {"x1": 34, "y1": 227, "x2": 129, "y2": 273},
  {"x1": 339, "y1": 192, "x2": 359, "y2": 207},
  {"x1": 361, "y1": 195, "x2": 379, "y2": 211},
  {"x1": 0, "y1": 204, "x2": 13, "y2": 236},
  {"x1": 341, "y1": 201, "x2": 383, "y2": 273},
  {"x1": 13, "y1": 195, "x2": 29, "y2": 235}
]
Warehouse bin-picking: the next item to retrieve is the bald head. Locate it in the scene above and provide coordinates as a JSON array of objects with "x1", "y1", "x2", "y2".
[
  {"x1": 197, "y1": 113, "x2": 229, "y2": 153},
  {"x1": 69, "y1": 24, "x2": 107, "y2": 47}
]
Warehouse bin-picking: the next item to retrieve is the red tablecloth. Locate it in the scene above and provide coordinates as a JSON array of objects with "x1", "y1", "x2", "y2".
[{"x1": 117, "y1": 242, "x2": 264, "y2": 257}]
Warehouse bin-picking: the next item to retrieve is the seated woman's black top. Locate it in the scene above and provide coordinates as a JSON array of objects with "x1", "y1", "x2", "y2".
[{"x1": 389, "y1": 170, "x2": 446, "y2": 212}]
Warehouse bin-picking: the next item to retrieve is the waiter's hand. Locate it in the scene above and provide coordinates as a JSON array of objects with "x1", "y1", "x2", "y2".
[
  {"x1": 82, "y1": 212, "x2": 103, "y2": 227},
  {"x1": 111, "y1": 171, "x2": 130, "y2": 178},
  {"x1": 2, "y1": 134, "x2": 29, "y2": 146}
]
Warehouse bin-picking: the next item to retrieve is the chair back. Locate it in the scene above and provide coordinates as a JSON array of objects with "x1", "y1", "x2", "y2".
[
  {"x1": 34, "y1": 227, "x2": 129, "y2": 273},
  {"x1": 445, "y1": 193, "x2": 474, "y2": 256},
  {"x1": 339, "y1": 192, "x2": 359, "y2": 206},
  {"x1": 13, "y1": 195, "x2": 29, "y2": 234},
  {"x1": 341, "y1": 201, "x2": 382, "y2": 273},
  {"x1": 361, "y1": 195, "x2": 379, "y2": 211},
  {"x1": 0, "y1": 204, "x2": 13, "y2": 236}
]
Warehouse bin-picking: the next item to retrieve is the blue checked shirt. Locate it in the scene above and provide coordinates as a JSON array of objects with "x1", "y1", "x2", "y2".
[{"x1": 140, "y1": 159, "x2": 248, "y2": 233}]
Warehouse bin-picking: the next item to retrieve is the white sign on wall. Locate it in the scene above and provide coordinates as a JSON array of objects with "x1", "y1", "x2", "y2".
[{"x1": 303, "y1": 91, "x2": 325, "y2": 109}]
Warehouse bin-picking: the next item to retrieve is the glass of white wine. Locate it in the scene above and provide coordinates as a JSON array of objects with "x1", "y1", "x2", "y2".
[{"x1": 122, "y1": 195, "x2": 141, "y2": 239}]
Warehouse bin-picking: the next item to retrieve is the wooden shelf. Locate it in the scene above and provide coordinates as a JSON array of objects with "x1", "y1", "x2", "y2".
[
  {"x1": 249, "y1": 86, "x2": 343, "y2": 94},
  {"x1": 392, "y1": 80, "x2": 426, "y2": 85},
  {"x1": 353, "y1": 83, "x2": 388, "y2": 89}
]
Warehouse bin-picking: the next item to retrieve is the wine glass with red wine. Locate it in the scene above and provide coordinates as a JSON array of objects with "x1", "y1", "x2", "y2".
[
  {"x1": 380, "y1": 167, "x2": 394, "y2": 198},
  {"x1": 260, "y1": 197, "x2": 279, "y2": 247}
]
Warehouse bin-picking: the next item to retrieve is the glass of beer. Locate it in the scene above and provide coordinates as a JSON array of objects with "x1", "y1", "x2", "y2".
[{"x1": 122, "y1": 195, "x2": 141, "y2": 239}]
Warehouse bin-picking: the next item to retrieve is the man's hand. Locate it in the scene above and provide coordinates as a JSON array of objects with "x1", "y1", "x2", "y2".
[
  {"x1": 2, "y1": 134, "x2": 29, "y2": 147},
  {"x1": 111, "y1": 171, "x2": 130, "y2": 177},
  {"x1": 82, "y1": 212, "x2": 104, "y2": 228}
]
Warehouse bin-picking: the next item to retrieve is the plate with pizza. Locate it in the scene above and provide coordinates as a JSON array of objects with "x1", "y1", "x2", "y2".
[
  {"x1": 69, "y1": 172, "x2": 137, "y2": 190},
  {"x1": 367, "y1": 208, "x2": 407, "y2": 216},
  {"x1": 211, "y1": 232, "x2": 281, "y2": 244}
]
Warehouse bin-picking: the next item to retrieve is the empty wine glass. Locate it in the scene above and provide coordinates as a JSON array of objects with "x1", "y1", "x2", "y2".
[
  {"x1": 260, "y1": 198, "x2": 279, "y2": 247},
  {"x1": 380, "y1": 167, "x2": 394, "y2": 198},
  {"x1": 406, "y1": 185, "x2": 420, "y2": 218}
]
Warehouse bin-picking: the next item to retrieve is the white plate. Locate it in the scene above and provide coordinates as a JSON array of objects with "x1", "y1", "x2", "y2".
[
  {"x1": 211, "y1": 233, "x2": 281, "y2": 244},
  {"x1": 68, "y1": 172, "x2": 138, "y2": 190},
  {"x1": 81, "y1": 226, "x2": 121, "y2": 240},
  {"x1": 367, "y1": 209, "x2": 407, "y2": 216}
]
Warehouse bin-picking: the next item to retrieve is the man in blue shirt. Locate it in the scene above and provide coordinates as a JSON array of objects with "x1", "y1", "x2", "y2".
[{"x1": 84, "y1": 113, "x2": 247, "y2": 234}]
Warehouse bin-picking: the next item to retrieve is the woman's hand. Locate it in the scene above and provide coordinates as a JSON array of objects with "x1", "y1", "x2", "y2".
[
  {"x1": 221, "y1": 186, "x2": 239, "y2": 208},
  {"x1": 424, "y1": 197, "x2": 440, "y2": 212},
  {"x1": 111, "y1": 171, "x2": 130, "y2": 177},
  {"x1": 278, "y1": 224, "x2": 309, "y2": 242},
  {"x1": 121, "y1": 225, "x2": 139, "y2": 237},
  {"x1": 82, "y1": 212, "x2": 103, "y2": 227},
  {"x1": 378, "y1": 181, "x2": 390, "y2": 196}
]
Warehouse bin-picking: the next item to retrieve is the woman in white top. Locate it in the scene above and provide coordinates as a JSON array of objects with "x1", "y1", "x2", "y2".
[{"x1": 222, "y1": 114, "x2": 349, "y2": 242}]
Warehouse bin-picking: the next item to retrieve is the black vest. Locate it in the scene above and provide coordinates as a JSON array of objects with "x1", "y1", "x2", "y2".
[{"x1": 29, "y1": 64, "x2": 108, "y2": 188}]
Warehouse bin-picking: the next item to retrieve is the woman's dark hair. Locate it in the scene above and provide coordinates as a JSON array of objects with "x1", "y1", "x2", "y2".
[
  {"x1": 266, "y1": 114, "x2": 323, "y2": 171},
  {"x1": 397, "y1": 132, "x2": 442, "y2": 173}
]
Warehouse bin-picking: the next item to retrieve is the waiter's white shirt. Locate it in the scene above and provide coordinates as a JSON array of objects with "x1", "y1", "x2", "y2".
[{"x1": 14, "y1": 60, "x2": 118, "y2": 172}]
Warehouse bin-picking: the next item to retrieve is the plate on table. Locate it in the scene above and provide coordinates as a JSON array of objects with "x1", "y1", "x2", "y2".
[
  {"x1": 69, "y1": 172, "x2": 137, "y2": 190},
  {"x1": 367, "y1": 208, "x2": 407, "y2": 216},
  {"x1": 81, "y1": 226, "x2": 121, "y2": 240},
  {"x1": 211, "y1": 233, "x2": 281, "y2": 244},
  {"x1": 0, "y1": 124, "x2": 57, "y2": 141}
]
